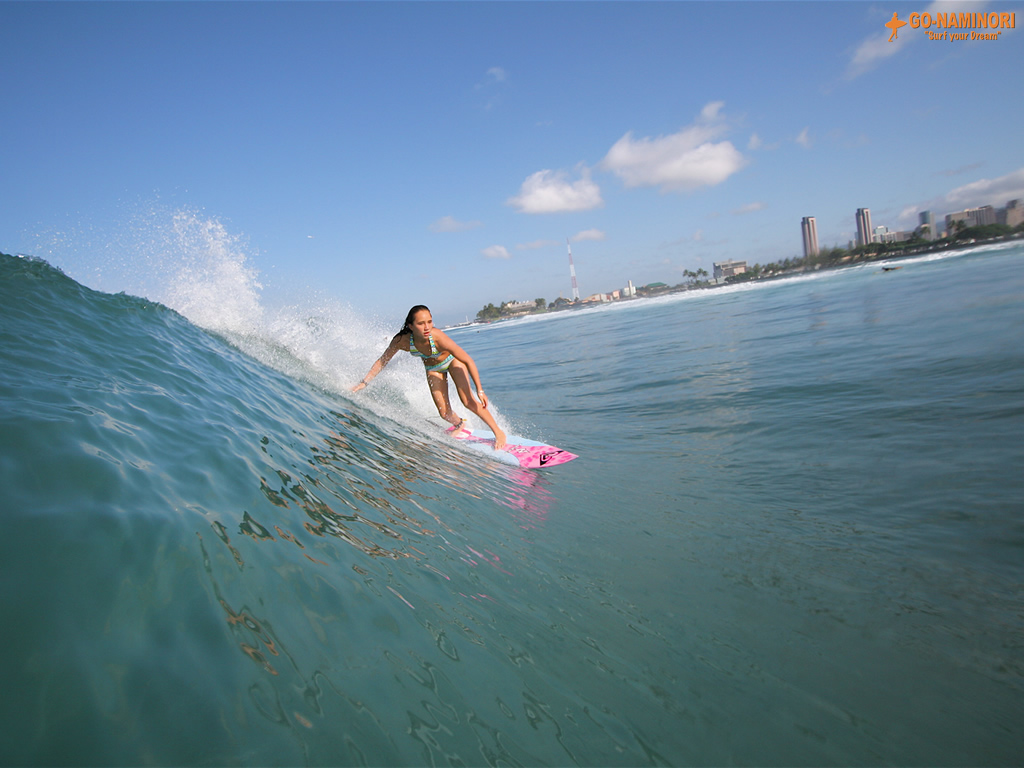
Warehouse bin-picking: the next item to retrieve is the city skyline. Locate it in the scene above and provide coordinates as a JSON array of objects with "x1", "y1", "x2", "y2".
[
  {"x1": 564, "y1": 192, "x2": 1024, "y2": 307},
  {"x1": 805, "y1": 197, "x2": 1024, "y2": 255}
]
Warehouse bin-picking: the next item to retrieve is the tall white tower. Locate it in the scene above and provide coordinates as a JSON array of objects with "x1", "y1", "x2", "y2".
[
  {"x1": 567, "y1": 240, "x2": 580, "y2": 301},
  {"x1": 801, "y1": 216, "x2": 819, "y2": 258},
  {"x1": 856, "y1": 208, "x2": 873, "y2": 247}
]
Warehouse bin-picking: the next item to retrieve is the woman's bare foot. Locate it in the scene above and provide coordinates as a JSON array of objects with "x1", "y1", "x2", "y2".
[{"x1": 493, "y1": 428, "x2": 507, "y2": 451}]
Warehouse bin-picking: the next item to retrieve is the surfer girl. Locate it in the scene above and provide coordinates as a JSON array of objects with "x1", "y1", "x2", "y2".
[{"x1": 352, "y1": 305, "x2": 507, "y2": 450}]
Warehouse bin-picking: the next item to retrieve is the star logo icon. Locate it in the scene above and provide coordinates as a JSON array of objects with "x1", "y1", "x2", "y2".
[{"x1": 886, "y1": 11, "x2": 908, "y2": 41}]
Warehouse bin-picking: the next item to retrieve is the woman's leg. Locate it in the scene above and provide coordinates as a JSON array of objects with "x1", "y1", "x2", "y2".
[
  {"x1": 427, "y1": 371, "x2": 461, "y2": 426},
  {"x1": 448, "y1": 363, "x2": 506, "y2": 449}
]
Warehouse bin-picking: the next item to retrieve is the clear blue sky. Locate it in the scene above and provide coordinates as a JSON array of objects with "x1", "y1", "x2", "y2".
[{"x1": 3, "y1": 1, "x2": 1022, "y2": 326}]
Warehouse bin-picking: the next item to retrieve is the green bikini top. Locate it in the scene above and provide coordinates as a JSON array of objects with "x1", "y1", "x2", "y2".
[
  {"x1": 409, "y1": 332, "x2": 455, "y2": 372},
  {"x1": 408, "y1": 332, "x2": 439, "y2": 359}
]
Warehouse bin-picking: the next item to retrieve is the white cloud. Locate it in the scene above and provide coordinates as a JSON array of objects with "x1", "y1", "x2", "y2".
[
  {"x1": 748, "y1": 133, "x2": 763, "y2": 151},
  {"x1": 846, "y1": 29, "x2": 904, "y2": 80},
  {"x1": 897, "y1": 205, "x2": 922, "y2": 225},
  {"x1": 429, "y1": 215, "x2": 482, "y2": 233},
  {"x1": 845, "y1": 1, "x2": 988, "y2": 80},
  {"x1": 571, "y1": 229, "x2": 606, "y2": 242},
  {"x1": 700, "y1": 101, "x2": 725, "y2": 121},
  {"x1": 937, "y1": 162, "x2": 984, "y2": 177},
  {"x1": 476, "y1": 66, "x2": 508, "y2": 110},
  {"x1": 600, "y1": 102, "x2": 746, "y2": 192},
  {"x1": 796, "y1": 127, "x2": 812, "y2": 148},
  {"x1": 732, "y1": 202, "x2": 765, "y2": 215},
  {"x1": 517, "y1": 239, "x2": 561, "y2": 250},
  {"x1": 898, "y1": 166, "x2": 1024, "y2": 224},
  {"x1": 481, "y1": 245, "x2": 511, "y2": 260},
  {"x1": 507, "y1": 167, "x2": 604, "y2": 214},
  {"x1": 941, "y1": 167, "x2": 1024, "y2": 209}
]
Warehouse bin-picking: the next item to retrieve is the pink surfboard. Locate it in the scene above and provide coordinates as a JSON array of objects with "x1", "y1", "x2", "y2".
[{"x1": 450, "y1": 428, "x2": 578, "y2": 469}]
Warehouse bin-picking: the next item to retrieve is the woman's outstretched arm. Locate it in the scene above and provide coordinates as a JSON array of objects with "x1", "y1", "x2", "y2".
[{"x1": 351, "y1": 335, "x2": 403, "y2": 391}]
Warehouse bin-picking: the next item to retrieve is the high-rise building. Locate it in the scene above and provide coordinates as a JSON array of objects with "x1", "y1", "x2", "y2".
[
  {"x1": 919, "y1": 210, "x2": 935, "y2": 240},
  {"x1": 1005, "y1": 200, "x2": 1024, "y2": 229},
  {"x1": 946, "y1": 205, "x2": 998, "y2": 233},
  {"x1": 856, "y1": 208, "x2": 873, "y2": 247},
  {"x1": 801, "y1": 216, "x2": 819, "y2": 259}
]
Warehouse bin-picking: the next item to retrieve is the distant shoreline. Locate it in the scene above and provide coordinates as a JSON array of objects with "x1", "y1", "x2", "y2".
[{"x1": 455, "y1": 231, "x2": 1024, "y2": 328}]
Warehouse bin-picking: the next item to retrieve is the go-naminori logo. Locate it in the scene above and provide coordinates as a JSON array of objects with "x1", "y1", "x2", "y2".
[{"x1": 887, "y1": 9, "x2": 1015, "y2": 42}]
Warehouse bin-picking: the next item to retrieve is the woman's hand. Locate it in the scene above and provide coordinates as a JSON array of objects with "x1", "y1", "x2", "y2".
[
  {"x1": 351, "y1": 381, "x2": 367, "y2": 392},
  {"x1": 477, "y1": 389, "x2": 489, "y2": 408}
]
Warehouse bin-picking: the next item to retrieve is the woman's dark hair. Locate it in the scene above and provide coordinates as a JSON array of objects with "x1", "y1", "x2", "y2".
[{"x1": 393, "y1": 305, "x2": 430, "y2": 341}]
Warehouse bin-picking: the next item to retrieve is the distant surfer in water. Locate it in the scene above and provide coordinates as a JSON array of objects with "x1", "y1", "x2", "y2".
[{"x1": 352, "y1": 305, "x2": 507, "y2": 450}]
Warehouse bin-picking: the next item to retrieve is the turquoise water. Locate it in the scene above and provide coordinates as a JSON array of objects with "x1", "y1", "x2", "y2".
[{"x1": 1, "y1": 241, "x2": 1022, "y2": 766}]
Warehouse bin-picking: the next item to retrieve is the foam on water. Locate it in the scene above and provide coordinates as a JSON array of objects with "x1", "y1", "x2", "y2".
[{"x1": 37, "y1": 204, "x2": 510, "y2": 440}]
